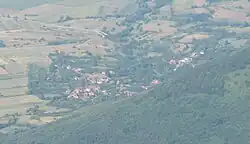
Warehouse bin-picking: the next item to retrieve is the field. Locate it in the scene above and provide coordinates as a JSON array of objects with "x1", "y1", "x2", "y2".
[
  {"x1": 0, "y1": 0, "x2": 249, "y2": 126},
  {"x1": 0, "y1": 0, "x2": 61, "y2": 10},
  {"x1": 0, "y1": 51, "x2": 69, "y2": 126},
  {"x1": 1, "y1": 0, "x2": 250, "y2": 143}
]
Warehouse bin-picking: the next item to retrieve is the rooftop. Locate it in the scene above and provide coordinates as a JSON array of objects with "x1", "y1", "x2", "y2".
[{"x1": 0, "y1": 67, "x2": 9, "y2": 75}]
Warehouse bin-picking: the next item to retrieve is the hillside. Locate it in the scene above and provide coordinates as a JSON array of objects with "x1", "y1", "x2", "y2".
[
  {"x1": 1, "y1": 0, "x2": 250, "y2": 143},
  {"x1": 3, "y1": 47, "x2": 250, "y2": 144}
]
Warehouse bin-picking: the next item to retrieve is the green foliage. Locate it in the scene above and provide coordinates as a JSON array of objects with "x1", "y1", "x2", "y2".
[
  {"x1": 119, "y1": 27, "x2": 134, "y2": 40},
  {"x1": 26, "y1": 105, "x2": 40, "y2": 115},
  {"x1": 30, "y1": 115, "x2": 41, "y2": 121},
  {"x1": 154, "y1": 0, "x2": 173, "y2": 8},
  {"x1": 4, "y1": 44, "x2": 250, "y2": 144},
  {"x1": 223, "y1": 65, "x2": 250, "y2": 104},
  {"x1": 0, "y1": 133, "x2": 6, "y2": 143},
  {"x1": 4, "y1": 1, "x2": 250, "y2": 143},
  {"x1": 27, "y1": 63, "x2": 47, "y2": 95},
  {"x1": 7, "y1": 113, "x2": 20, "y2": 125}
]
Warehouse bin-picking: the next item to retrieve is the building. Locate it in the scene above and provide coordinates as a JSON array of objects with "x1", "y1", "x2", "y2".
[
  {"x1": 0, "y1": 67, "x2": 8, "y2": 75},
  {"x1": 0, "y1": 40, "x2": 5, "y2": 48}
]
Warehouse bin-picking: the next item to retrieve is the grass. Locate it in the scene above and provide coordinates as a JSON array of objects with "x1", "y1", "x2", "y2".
[
  {"x1": 0, "y1": 86, "x2": 28, "y2": 97},
  {"x1": 0, "y1": 77, "x2": 28, "y2": 89},
  {"x1": 0, "y1": 94, "x2": 69, "y2": 126},
  {"x1": 0, "y1": 102, "x2": 43, "y2": 117},
  {"x1": 0, "y1": 95, "x2": 43, "y2": 107},
  {"x1": 16, "y1": 114, "x2": 63, "y2": 126}
]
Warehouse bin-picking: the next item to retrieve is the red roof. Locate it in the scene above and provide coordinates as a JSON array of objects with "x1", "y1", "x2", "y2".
[{"x1": 0, "y1": 67, "x2": 8, "y2": 75}]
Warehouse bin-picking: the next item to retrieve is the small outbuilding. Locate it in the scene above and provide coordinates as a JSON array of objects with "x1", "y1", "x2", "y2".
[{"x1": 0, "y1": 40, "x2": 5, "y2": 48}]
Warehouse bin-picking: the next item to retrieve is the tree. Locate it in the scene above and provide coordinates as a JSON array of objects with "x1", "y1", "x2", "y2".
[{"x1": 8, "y1": 115, "x2": 18, "y2": 125}]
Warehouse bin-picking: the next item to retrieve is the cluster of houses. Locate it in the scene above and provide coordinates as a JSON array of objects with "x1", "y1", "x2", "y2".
[
  {"x1": 68, "y1": 72, "x2": 110, "y2": 100},
  {"x1": 85, "y1": 72, "x2": 109, "y2": 84},
  {"x1": 47, "y1": 51, "x2": 162, "y2": 101},
  {"x1": 168, "y1": 51, "x2": 205, "y2": 71},
  {"x1": 67, "y1": 69, "x2": 162, "y2": 100}
]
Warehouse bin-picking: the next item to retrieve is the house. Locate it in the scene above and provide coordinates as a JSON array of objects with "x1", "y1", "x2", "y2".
[
  {"x1": 0, "y1": 40, "x2": 5, "y2": 48},
  {"x1": 0, "y1": 67, "x2": 8, "y2": 75}
]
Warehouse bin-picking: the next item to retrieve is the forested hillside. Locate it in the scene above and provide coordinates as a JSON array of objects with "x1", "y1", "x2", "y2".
[
  {"x1": 1, "y1": 0, "x2": 250, "y2": 143},
  {"x1": 3, "y1": 47, "x2": 250, "y2": 144}
]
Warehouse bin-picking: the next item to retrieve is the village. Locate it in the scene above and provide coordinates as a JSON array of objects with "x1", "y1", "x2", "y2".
[
  {"x1": 0, "y1": 0, "x2": 250, "y2": 138},
  {"x1": 29, "y1": 49, "x2": 163, "y2": 103}
]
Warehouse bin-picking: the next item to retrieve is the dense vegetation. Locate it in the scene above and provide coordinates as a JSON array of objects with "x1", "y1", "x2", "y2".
[
  {"x1": 2, "y1": 0, "x2": 250, "y2": 143},
  {"x1": 3, "y1": 47, "x2": 250, "y2": 144}
]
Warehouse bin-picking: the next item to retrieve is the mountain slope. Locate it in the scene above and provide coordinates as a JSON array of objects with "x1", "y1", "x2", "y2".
[{"x1": 3, "y1": 47, "x2": 250, "y2": 144}]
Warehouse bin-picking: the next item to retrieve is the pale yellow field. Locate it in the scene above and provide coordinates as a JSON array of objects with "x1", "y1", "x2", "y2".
[
  {"x1": 0, "y1": 77, "x2": 28, "y2": 89},
  {"x1": 26, "y1": 116, "x2": 63, "y2": 125},
  {"x1": 0, "y1": 95, "x2": 44, "y2": 107},
  {"x1": 0, "y1": 86, "x2": 28, "y2": 97},
  {"x1": 0, "y1": 94, "x2": 69, "y2": 125}
]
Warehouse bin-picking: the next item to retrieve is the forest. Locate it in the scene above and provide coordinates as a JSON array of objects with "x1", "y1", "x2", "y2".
[
  {"x1": 1, "y1": 0, "x2": 250, "y2": 143},
  {"x1": 3, "y1": 43, "x2": 250, "y2": 144}
]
